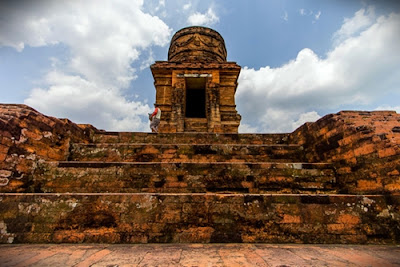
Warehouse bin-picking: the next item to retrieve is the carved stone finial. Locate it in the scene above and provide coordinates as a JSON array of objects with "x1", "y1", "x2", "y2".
[{"x1": 168, "y1": 26, "x2": 227, "y2": 63}]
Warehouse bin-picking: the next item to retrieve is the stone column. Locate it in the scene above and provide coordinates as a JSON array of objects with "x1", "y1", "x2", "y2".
[
  {"x1": 172, "y1": 80, "x2": 185, "y2": 132},
  {"x1": 207, "y1": 81, "x2": 222, "y2": 132}
]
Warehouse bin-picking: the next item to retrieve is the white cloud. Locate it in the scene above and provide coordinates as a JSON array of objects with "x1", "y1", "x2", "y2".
[
  {"x1": 282, "y1": 11, "x2": 288, "y2": 21},
  {"x1": 375, "y1": 105, "x2": 400, "y2": 113},
  {"x1": 183, "y1": 3, "x2": 192, "y2": 10},
  {"x1": 154, "y1": 0, "x2": 167, "y2": 17},
  {"x1": 140, "y1": 50, "x2": 155, "y2": 71},
  {"x1": 299, "y1": 8, "x2": 321, "y2": 23},
  {"x1": 312, "y1": 11, "x2": 321, "y2": 24},
  {"x1": 158, "y1": 0, "x2": 165, "y2": 8},
  {"x1": 292, "y1": 111, "x2": 321, "y2": 130},
  {"x1": 0, "y1": 0, "x2": 171, "y2": 131},
  {"x1": 333, "y1": 7, "x2": 375, "y2": 43},
  {"x1": 25, "y1": 71, "x2": 151, "y2": 131},
  {"x1": 239, "y1": 123, "x2": 258, "y2": 133},
  {"x1": 315, "y1": 11, "x2": 321, "y2": 20},
  {"x1": 187, "y1": 7, "x2": 219, "y2": 26},
  {"x1": 237, "y1": 8, "x2": 400, "y2": 133}
]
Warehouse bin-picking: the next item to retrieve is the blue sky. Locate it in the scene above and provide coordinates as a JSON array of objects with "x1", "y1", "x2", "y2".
[{"x1": 1, "y1": 0, "x2": 400, "y2": 132}]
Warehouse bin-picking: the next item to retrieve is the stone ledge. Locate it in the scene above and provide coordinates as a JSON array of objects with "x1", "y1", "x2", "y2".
[
  {"x1": 0, "y1": 192, "x2": 392, "y2": 197},
  {"x1": 73, "y1": 143, "x2": 301, "y2": 147},
  {"x1": 54, "y1": 161, "x2": 333, "y2": 168}
]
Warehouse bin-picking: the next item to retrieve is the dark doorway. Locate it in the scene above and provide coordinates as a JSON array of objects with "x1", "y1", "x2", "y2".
[{"x1": 186, "y1": 77, "x2": 206, "y2": 118}]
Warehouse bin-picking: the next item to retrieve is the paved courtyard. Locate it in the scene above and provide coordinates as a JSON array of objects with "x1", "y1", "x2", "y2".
[{"x1": 0, "y1": 243, "x2": 399, "y2": 267}]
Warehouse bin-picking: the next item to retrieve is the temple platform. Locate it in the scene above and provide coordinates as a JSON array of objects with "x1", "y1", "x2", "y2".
[{"x1": 1, "y1": 104, "x2": 400, "y2": 245}]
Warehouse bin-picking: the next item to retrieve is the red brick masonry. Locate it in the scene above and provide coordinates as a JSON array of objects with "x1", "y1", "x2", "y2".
[
  {"x1": 290, "y1": 111, "x2": 400, "y2": 194},
  {"x1": 1, "y1": 104, "x2": 399, "y2": 244}
]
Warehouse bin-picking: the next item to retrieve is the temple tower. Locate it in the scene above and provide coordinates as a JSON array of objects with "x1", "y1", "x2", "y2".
[{"x1": 151, "y1": 26, "x2": 241, "y2": 133}]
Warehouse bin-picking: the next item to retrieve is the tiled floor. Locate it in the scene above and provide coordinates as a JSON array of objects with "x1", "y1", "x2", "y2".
[{"x1": 1, "y1": 243, "x2": 399, "y2": 267}]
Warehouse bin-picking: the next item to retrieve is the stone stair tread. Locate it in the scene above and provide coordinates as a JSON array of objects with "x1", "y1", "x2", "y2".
[
  {"x1": 0, "y1": 192, "x2": 382, "y2": 197},
  {"x1": 0, "y1": 192, "x2": 384, "y2": 206},
  {"x1": 25, "y1": 160, "x2": 337, "y2": 194},
  {"x1": 94, "y1": 131, "x2": 290, "y2": 136},
  {"x1": 73, "y1": 143, "x2": 301, "y2": 147},
  {"x1": 69, "y1": 142, "x2": 305, "y2": 163},
  {"x1": 60, "y1": 132, "x2": 334, "y2": 196},
  {"x1": 92, "y1": 132, "x2": 291, "y2": 144},
  {"x1": 54, "y1": 161, "x2": 333, "y2": 168}
]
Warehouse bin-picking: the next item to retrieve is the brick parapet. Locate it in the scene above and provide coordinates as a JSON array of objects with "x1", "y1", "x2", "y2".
[
  {"x1": 0, "y1": 104, "x2": 97, "y2": 191},
  {"x1": 290, "y1": 111, "x2": 400, "y2": 194}
]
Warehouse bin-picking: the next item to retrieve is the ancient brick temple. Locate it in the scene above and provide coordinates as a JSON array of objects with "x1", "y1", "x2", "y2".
[
  {"x1": 1, "y1": 27, "x2": 400, "y2": 244},
  {"x1": 151, "y1": 26, "x2": 241, "y2": 133}
]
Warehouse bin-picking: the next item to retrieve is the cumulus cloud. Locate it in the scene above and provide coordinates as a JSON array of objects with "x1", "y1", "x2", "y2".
[
  {"x1": 292, "y1": 111, "x2": 321, "y2": 130},
  {"x1": 239, "y1": 123, "x2": 259, "y2": 134},
  {"x1": 333, "y1": 7, "x2": 375, "y2": 43},
  {"x1": 187, "y1": 7, "x2": 219, "y2": 26},
  {"x1": 25, "y1": 71, "x2": 151, "y2": 131},
  {"x1": 237, "y1": 8, "x2": 400, "y2": 133},
  {"x1": 0, "y1": 0, "x2": 171, "y2": 131}
]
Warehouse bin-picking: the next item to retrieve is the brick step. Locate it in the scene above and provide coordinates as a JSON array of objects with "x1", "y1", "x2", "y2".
[
  {"x1": 69, "y1": 143, "x2": 305, "y2": 163},
  {"x1": 1, "y1": 192, "x2": 398, "y2": 244},
  {"x1": 25, "y1": 161, "x2": 337, "y2": 194},
  {"x1": 184, "y1": 118, "x2": 208, "y2": 132},
  {"x1": 92, "y1": 132, "x2": 291, "y2": 145}
]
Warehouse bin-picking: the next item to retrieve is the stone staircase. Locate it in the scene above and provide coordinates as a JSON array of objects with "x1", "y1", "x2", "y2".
[
  {"x1": 32, "y1": 132, "x2": 337, "y2": 195},
  {"x1": 1, "y1": 130, "x2": 399, "y2": 244}
]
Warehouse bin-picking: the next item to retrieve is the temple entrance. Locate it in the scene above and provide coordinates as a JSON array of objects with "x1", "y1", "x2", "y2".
[
  {"x1": 185, "y1": 77, "x2": 206, "y2": 118},
  {"x1": 151, "y1": 26, "x2": 242, "y2": 132}
]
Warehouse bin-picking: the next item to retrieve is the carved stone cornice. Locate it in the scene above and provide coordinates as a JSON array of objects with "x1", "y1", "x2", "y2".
[{"x1": 151, "y1": 61, "x2": 241, "y2": 73}]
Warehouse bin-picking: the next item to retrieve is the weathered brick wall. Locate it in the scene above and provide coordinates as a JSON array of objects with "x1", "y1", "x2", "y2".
[
  {"x1": 290, "y1": 111, "x2": 400, "y2": 194},
  {"x1": 1, "y1": 193, "x2": 399, "y2": 244},
  {"x1": 0, "y1": 104, "x2": 96, "y2": 192},
  {"x1": 2, "y1": 105, "x2": 400, "y2": 244}
]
